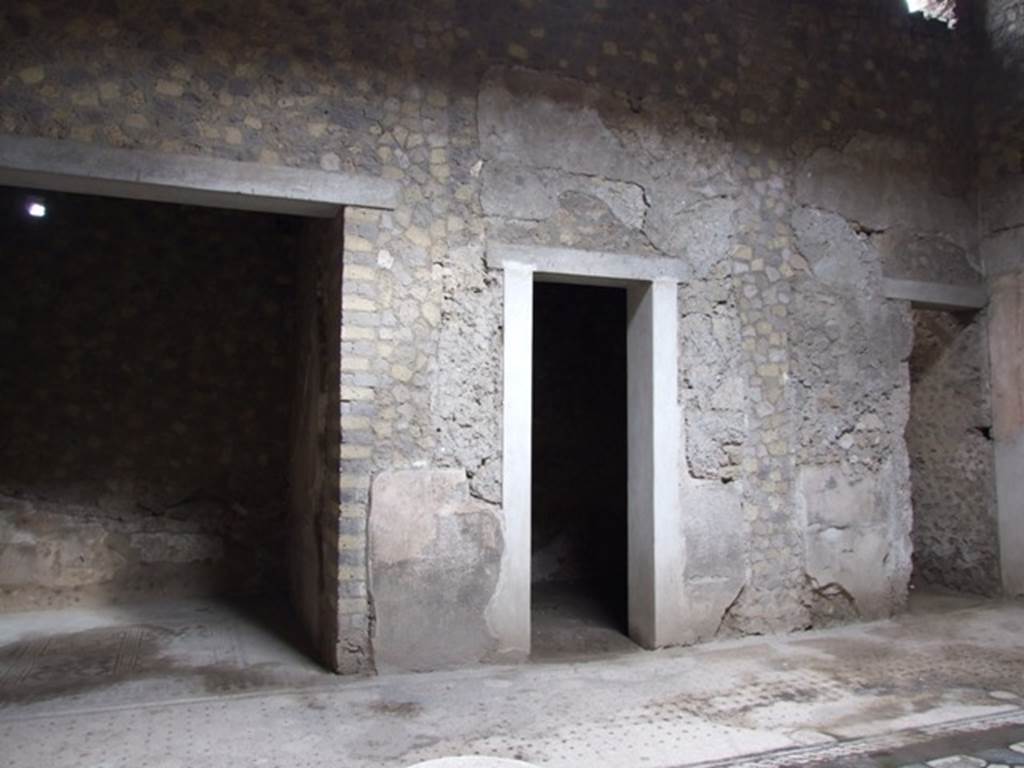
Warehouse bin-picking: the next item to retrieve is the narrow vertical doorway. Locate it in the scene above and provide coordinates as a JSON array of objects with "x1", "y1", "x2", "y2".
[
  {"x1": 906, "y1": 307, "x2": 999, "y2": 601},
  {"x1": 530, "y1": 280, "x2": 635, "y2": 658}
]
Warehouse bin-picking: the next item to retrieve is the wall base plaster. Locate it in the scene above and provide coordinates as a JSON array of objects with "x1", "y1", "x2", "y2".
[{"x1": 369, "y1": 468, "x2": 503, "y2": 673}]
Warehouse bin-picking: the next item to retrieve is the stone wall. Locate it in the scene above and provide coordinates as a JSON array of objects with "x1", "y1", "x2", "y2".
[
  {"x1": 979, "y1": 0, "x2": 1024, "y2": 596},
  {"x1": 0, "y1": 0, "x2": 985, "y2": 666},
  {"x1": 0, "y1": 187, "x2": 298, "y2": 610},
  {"x1": 908, "y1": 310, "x2": 999, "y2": 594},
  {"x1": 979, "y1": 0, "x2": 1024, "y2": 273},
  {"x1": 288, "y1": 213, "x2": 346, "y2": 670}
]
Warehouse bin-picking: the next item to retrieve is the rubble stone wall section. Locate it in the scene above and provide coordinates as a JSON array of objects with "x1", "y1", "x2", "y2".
[
  {"x1": 0, "y1": 0, "x2": 984, "y2": 666},
  {"x1": 907, "y1": 310, "x2": 999, "y2": 595},
  {"x1": 979, "y1": 0, "x2": 1024, "y2": 256},
  {"x1": 979, "y1": 0, "x2": 1024, "y2": 597}
]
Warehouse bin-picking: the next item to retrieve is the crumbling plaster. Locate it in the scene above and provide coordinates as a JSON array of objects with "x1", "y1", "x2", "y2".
[
  {"x1": 0, "y1": 0, "x2": 993, "y2": 668},
  {"x1": 977, "y1": 0, "x2": 1024, "y2": 281}
]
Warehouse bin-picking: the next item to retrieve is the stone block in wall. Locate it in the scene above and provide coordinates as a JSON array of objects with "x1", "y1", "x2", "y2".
[
  {"x1": 963, "y1": 158, "x2": 1014, "y2": 282},
  {"x1": 431, "y1": 270, "x2": 503, "y2": 505},
  {"x1": 369, "y1": 468, "x2": 503, "y2": 672},
  {"x1": 790, "y1": 206, "x2": 914, "y2": 472},
  {"x1": 982, "y1": 227, "x2": 1024, "y2": 277},
  {"x1": 645, "y1": 195, "x2": 737, "y2": 275},
  {"x1": 980, "y1": 175, "x2": 1024, "y2": 235},
  {"x1": 795, "y1": 133, "x2": 974, "y2": 249},
  {"x1": 875, "y1": 231, "x2": 981, "y2": 285},
  {"x1": 797, "y1": 460, "x2": 911, "y2": 622},
  {"x1": 792, "y1": 206, "x2": 881, "y2": 296},
  {"x1": 0, "y1": 495, "x2": 229, "y2": 610},
  {"x1": 677, "y1": 481, "x2": 747, "y2": 643},
  {"x1": 128, "y1": 532, "x2": 224, "y2": 564},
  {"x1": 480, "y1": 160, "x2": 648, "y2": 230},
  {"x1": 0, "y1": 503, "x2": 121, "y2": 591},
  {"x1": 478, "y1": 67, "x2": 627, "y2": 180},
  {"x1": 679, "y1": 290, "x2": 746, "y2": 481},
  {"x1": 477, "y1": 66, "x2": 740, "y2": 275}
]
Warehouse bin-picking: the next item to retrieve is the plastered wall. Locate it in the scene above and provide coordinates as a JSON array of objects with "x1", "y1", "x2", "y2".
[
  {"x1": 978, "y1": 0, "x2": 1024, "y2": 266},
  {"x1": 979, "y1": 0, "x2": 1024, "y2": 596},
  {"x1": 0, "y1": 0, "x2": 995, "y2": 668}
]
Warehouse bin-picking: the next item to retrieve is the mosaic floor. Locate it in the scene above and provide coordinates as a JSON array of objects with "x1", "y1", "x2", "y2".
[{"x1": 1, "y1": 592, "x2": 1023, "y2": 767}]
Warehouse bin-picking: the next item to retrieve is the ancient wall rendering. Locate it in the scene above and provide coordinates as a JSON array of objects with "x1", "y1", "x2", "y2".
[
  {"x1": 978, "y1": 0, "x2": 1024, "y2": 273},
  {"x1": 0, "y1": 0, "x2": 996, "y2": 668},
  {"x1": 0, "y1": 187, "x2": 298, "y2": 610},
  {"x1": 979, "y1": 0, "x2": 1024, "y2": 595}
]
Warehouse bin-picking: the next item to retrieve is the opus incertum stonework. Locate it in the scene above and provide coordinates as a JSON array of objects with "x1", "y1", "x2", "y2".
[{"x1": 0, "y1": 0, "x2": 1021, "y2": 688}]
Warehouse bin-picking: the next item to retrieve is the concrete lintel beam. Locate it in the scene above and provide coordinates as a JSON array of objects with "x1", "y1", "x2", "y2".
[
  {"x1": 0, "y1": 134, "x2": 400, "y2": 216},
  {"x1": 487, "y1": 242, "x2": 691, "y2": 285},
  {"x1": 883, "y1": 278, "x2": 987, "y2": 311}
]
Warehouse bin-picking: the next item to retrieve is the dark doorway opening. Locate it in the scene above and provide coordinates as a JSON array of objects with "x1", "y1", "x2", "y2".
[
  {"x1": 906, "y1": 307, "x2": 999, "y2": 602},
  {"x1": 531, "y1": 281, "x2": 633, "y2": 659},
  {"x1": 0, "y1": 185, "x2": 331, "y2": 691}
]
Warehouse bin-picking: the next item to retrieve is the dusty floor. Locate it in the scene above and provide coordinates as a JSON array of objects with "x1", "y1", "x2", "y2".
[
  {"x1": 0, "y1": 596, "x2": 325, "y2": 712},
  {"x1": 531, "y1": 581, "x2": 638, "y2": 661},
  {"x1": 1, "y1": 591, "x2": 1023, "y2": 767}
]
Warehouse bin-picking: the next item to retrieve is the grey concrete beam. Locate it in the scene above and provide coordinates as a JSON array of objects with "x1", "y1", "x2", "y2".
[
  {"x1": 487, "y1": 242, "x2": 691, "y2": 284},
  {"x1": 883, "y1": 278, "x2": 987, "y2": 311},
  {"x1": 0, "y1": 134, "x2": 400, "y2": 216}
]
